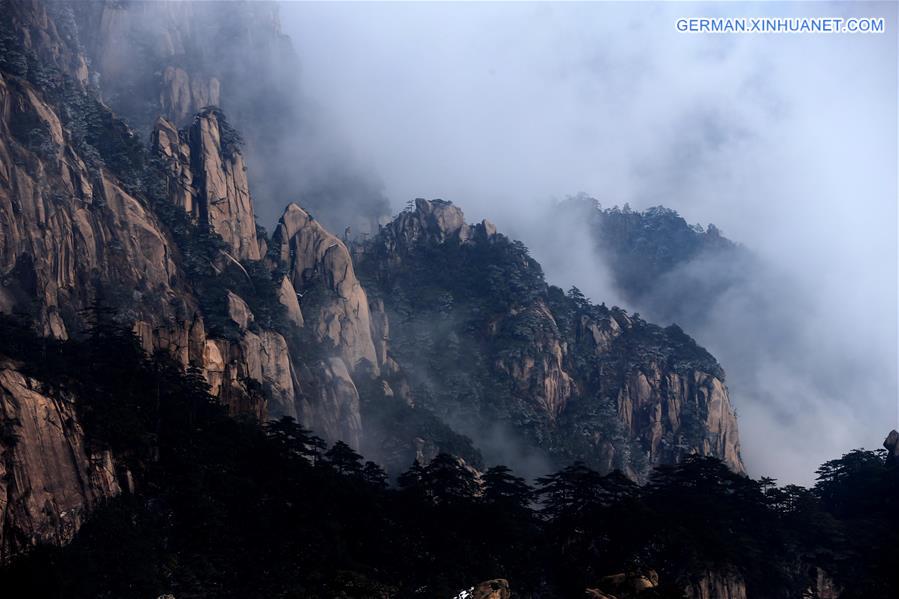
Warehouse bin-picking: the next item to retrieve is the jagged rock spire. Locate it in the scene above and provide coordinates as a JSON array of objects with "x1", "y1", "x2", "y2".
[
  {"x1": 152, "y1": 109, "x2": 261, "y2": 261},
  {"x1": 272, "y1": 203, "x2": 379, "y2": 375}
]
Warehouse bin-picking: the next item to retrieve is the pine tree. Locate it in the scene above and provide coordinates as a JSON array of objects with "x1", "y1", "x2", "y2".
[
  {"x1": 324, "y1": 441, "x2": 364, "y2": 477},
  {"x1": 421, "y1": 453, "x2": 480, "y2": 504},
  {"x1": 264, "y1": 416, "x2": 326, "y2": 465},
  {"x1": 483, "y1": 465, "x2": 532, "y2": 511},
  {"x1": 398, "y1": 459, "x2": 426, "y2": 492},
  {"x1": 535, "y1": 461, "x2": 604, "y2": 520},
  {"x1": 362, "y1": 461, "x2": 388, "y2": 489}
]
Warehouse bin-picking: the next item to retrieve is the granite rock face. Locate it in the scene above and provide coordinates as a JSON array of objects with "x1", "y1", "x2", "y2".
[
  {"x1": 0, "y1": 363, "x2": 121, "y2": 560},
  {"x1": 272, "y1": 203, "x2": 379, "y2": 375},
  {"x1": 152, "y1": 110, "x2": 261, "y2": 261},
  {"x1": 0, "y1": 61, "x2": 370, "y2": 551},
  {"x1": 0, "y1": 73, "x2": 184, "y2": 340}
]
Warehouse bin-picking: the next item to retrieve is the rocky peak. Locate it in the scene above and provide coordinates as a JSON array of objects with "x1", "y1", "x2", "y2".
[
  {"x1": 884, "y1": 429, "x2": 899, "y2": 465},
  {"x1": 356, "y1": 202, "x2": 743, "y2": 477},
  {"x1": 404, "y1": 198, "x2": 469, "y2": 243},
  {"x1": 381, "y1": 199, "x2": 498, "y2": 255},
  {"x1": 152, "y1": 108, "x2": 261, "y2": 261},
  {"x1": 272, "y1": 203, "x2": 379, "y2": 374}
]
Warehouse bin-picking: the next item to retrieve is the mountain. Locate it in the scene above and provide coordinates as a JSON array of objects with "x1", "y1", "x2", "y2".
[
  {"x1": 354, "y1": 198, "x2": 741, "y2": 477},
  {"x1": 2, "y1": 2, "x2": 895, "y2": 598},
  {"x1": 0, "y1": 0, "x2": 741, "y2": 553},
  {"x1": 556, "y1": 195, "x2": 749, "y2": 330},
  {"x1": 64, "y1": 0, "x2": 391, "y2": 233}
]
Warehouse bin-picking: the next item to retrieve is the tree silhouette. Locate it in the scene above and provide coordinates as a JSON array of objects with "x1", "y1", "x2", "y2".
[
  {"x1": 362, "y1": 461, "x2": 388, "y2": 489},
  {"x1": 397, "y1": 459, "x2": 425, "y2": 492},
  {"x1": 423, "y1": 453, "x2": 480, "y2": 503},
  {"x1": 535, "y1": 461, "x2": 604, "y2": 520},
  {"x1": 483, "y1": 465, "x2": 532, "y2": 512},
  {"x1": 324, "y1": 440, "x2": 364, "y2": 477},
  {"x1": 264, "y1": 416, "x2": 326, "y2": 465}
]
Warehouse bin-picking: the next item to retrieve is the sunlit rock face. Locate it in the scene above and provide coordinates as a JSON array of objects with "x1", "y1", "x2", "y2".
[
  {"x1": 272, "y1": 203, "x2": 379, "y2": 375},
  {"x1": 0, "y1": 73, "x2": 184, "y2": 340},
  {"x1": 152, "y1": 110, "x2": 261, "y2": 261}
]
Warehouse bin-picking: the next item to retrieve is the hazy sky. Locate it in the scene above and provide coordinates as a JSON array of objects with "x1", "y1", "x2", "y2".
[{"x1": 279, "y1": 1, "x2": 897, "y2": 484}]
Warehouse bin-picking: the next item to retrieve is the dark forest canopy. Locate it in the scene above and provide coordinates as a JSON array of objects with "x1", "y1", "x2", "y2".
[{"x1": 0, "y1": 316, "x2": 895, "y2": 598}]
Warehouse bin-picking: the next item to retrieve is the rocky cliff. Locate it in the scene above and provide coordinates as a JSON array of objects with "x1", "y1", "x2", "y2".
[
  {"x1": 355, "y1": 199, "x2": 743, "y2": 477},
  {"x1": 272, "y1": 203, "x2": 377, "y2": 374},
  {"x1": 0, "y1": 0, "x2": 745, "y2": 563},
  {"x1": 64, "y1": 0, "x2": 390, "y2": 232},
  {"x1": 152, "y1": 111, "x2": 260, "y2": 261},
  {"x1": 0, "y1": 0, "x2": 299, "y2": 414},
  {"x1": 0, "y1": 362, "x2": 120, "y2": 559},
  {"x1": 0, "y1": 71, "x2": 183, "y2": 339}
]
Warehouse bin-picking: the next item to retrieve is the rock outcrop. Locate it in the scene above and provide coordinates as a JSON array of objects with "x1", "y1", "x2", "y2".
[
  {"x1": 64, "y1": 0, "x2": 391, "y2": 233},
  {"x1": 152, "y1": 110, "x2": 261, "y2": 261},
  {"x1": 464, "y1": 579, "x2": 511, "y2": 599},
  {"x1": 272, "y1": 203, "x2": 378, "y2": 375},
  {"x1": 0, "y1": 363, "x2": 121, "y2": 560},
  {"x1": 380, "y1": 198, "x2": 497, "y2": 257},
  {"x1": 0, "y1": 73, "x2": 184, "y2": 340},
  {"x1": 884, "y1": 429, "x2": 899, "y2": 465},
  {"x1": 1, "y1": 0, "x2": 91, "y2": 87},
  {"x1": 69, "y1": 0, "x2": 277, "y2": 131},
  {"x1": 295, "y1": 358, "x2": 362, "y2": 448}
]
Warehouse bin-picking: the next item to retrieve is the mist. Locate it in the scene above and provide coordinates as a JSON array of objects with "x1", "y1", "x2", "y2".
[{"x1": 279, "y1": 1, "x2": 897, "y2": 484}]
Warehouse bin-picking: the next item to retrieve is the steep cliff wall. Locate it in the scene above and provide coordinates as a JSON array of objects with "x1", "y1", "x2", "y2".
[
  {"x1": 0, "y1": 72, "x2": 185, "y2": 339},
  {"x1": 152, "y1": 111, "x2": 260, "y2": 261},
  {"x1": 0, "y1": 58, "x2": 373, "y2": 551},
  {"x1": 65, "y1": 0, "x2": 390, "y2": 233},
  {"x1": 0, "y1": 362, "x2": 120, "y2": 560},
  {"x1": 272, "y1": 203, "x2": 378, "y2": 374}
]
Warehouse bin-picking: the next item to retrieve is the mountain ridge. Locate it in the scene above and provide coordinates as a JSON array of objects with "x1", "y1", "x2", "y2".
[{"x1": 1, "y1": 0, "x2": 736, "y2": 566}]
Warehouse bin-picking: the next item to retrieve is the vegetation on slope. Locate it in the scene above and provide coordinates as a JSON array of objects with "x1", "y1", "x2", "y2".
[{"x1": 0, "y1": 316, "x2": 895, "y2": 598}]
